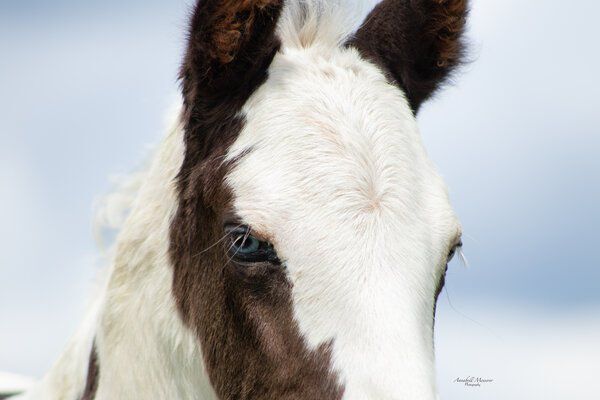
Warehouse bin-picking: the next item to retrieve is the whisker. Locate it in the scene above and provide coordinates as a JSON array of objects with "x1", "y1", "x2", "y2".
[
  {"x1": 462, "y1": 232, "x2": 480, "y2": 245},
  {"x1": 457, "y1": 247, "x2": 469, "y2": 268},
  {"x1": 443, "y1": 278, "x2": 502, "y2": 341},
  {"x1": 225, "y1": 238, "x2": 243, "y2": 265},
  {"x1": 191, "y1": 223, "x2": 243, "y2": 259}
]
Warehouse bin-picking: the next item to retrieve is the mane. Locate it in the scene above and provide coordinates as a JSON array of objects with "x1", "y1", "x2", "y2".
[
  {"x1": 92, "y1": 102, "x2": 183, "y2": 253},
  {"x1": 277, "y1": 0, "x2": 383, "y2": 48},
  {"x1": 26, "y1": 104, "x2": 192, "y2": 399},
  {"x1": 26, "y1": 118, "x2": 179, "y2": 400}
]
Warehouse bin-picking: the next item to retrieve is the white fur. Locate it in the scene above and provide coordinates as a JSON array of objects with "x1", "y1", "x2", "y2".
[
  {"x1": 278, "y1": 0, "x2": 384, "y2": 48},
  {"x1": 19, "y1": 1, "x2": 459, "y2": 399}
]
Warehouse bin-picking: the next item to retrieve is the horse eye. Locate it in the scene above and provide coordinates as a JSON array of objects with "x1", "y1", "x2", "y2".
[
  {"x1": 232, "y1": 234, "x2": 260, "y2": 255},
  {"x1": 447, "y1": 241, "x2": 463, "y2": 263},
  {"x1": 225, "y1": 225, "x2": 279, "y2": 264}
]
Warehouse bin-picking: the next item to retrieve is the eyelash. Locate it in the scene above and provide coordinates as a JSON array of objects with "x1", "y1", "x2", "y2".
[
  {"x1": 225, "y1": 225, "x2": 280, "y2": 264},
  {"x1": 448, "y1": 241, "x2": 463, "y2": 263}
]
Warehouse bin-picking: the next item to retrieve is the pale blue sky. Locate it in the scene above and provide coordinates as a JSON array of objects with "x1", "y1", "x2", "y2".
[{"x1": 1, "y1": 1, "x2": 599, "y2": 398}]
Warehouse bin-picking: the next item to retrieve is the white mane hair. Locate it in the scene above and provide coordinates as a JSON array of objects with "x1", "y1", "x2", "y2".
[{"x1": 277, "y1": 0, "x2": 383, "y2": 48}]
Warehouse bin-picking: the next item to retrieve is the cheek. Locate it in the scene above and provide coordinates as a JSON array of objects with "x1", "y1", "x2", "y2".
[
  {"x1": 433, "y1": 263, "x2": 448, "y2": 318},
  {"x1": 224, "y1": 264, "x2": 297, "y2": 357},
  {"x1": 435, "y1": 263, "x2": 448, "y2": 300}
]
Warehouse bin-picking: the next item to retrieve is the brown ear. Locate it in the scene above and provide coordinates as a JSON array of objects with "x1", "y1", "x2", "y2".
[
  {"x1": 180, "y1": 0, "x2": 284, "y2": 118},
  {"x1": 348, "y1": 0, "x2": 469, "y2": 113}
]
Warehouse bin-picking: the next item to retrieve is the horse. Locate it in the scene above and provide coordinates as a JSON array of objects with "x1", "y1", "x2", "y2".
[{"x1": 8, "y1": 0, "x2": 468, "y2": 398}]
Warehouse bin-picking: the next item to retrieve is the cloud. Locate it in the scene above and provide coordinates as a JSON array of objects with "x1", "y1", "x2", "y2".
[{"x1": 435, "y1": 301, "x2": 600, "y2": 399}]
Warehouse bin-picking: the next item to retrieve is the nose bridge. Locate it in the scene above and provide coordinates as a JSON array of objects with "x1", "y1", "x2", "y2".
[
  {"x1": 285, "y1": 212, "x2": 440, "y2": 399},
  {"x1": 337, "y1": 234, "x2": 435, "y2": 333},
  {"x1": 322, "y1": 274, "x2": 438, "y2": 400},
  {"x1": 339, "y1": 281, "x2": 437, "y2": 399}
]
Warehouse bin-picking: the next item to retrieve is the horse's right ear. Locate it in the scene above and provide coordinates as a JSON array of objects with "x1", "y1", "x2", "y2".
[
  {"x1": 348, "y1": 0, "x2": 469, "y2": 113},
  {"x1": 180, "y1": 0, "x2": 284, "y2": 114}
]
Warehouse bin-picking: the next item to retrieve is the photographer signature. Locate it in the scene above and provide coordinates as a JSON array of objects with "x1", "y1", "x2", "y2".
[{"x1": 453, "y1": 376, "x2": 494, "y2": 388}]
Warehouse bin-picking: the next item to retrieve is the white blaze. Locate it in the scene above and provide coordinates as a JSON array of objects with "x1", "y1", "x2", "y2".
[{"x1": 226, "y1": 13, "x2": 461, "y2": 398}]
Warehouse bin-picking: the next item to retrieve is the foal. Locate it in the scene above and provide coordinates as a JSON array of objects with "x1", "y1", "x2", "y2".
[{"x1": 15, "y1": 0, "x2": 468, "y2": 398}]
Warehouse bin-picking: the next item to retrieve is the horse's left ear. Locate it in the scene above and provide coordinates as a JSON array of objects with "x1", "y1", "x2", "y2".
[{"x1": 348, "y1": 0, "x2": 469, "y2": 113}]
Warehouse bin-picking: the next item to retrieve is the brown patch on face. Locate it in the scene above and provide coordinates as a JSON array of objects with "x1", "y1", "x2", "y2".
[
  {"x1": 347, "y1": 0, "x2": 469, "y2": 112},
  {"x1": 171, "y1": 1, "x2": 343, "y2": 398},
  {"x1": 171, "y1": 187, "x2": 343, "y2": 398},
  {"x1": 80, "y1": 343, "x2": 99, "y2": 400}
]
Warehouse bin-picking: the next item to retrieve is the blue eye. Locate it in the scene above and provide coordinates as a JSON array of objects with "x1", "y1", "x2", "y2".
[
  {"x1": 225, "y1": 225, "x2": 280, "y2": 264},
  {"x1": 233, "y1": 234, "x2": 260, "y2": 255}
]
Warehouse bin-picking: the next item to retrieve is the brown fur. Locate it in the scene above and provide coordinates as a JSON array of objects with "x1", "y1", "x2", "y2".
[
  {"x1": 348, "y1": 0, "x2": 469, "y2": 112},
  {"x1": 171, "y1": 0, "x2": 343, "y2": 398},
  {"x1": 211, "y1": 0, "x2": 283, "y2": 63}
]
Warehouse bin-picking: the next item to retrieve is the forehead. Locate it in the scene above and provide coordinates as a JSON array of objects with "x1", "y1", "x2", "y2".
[{"x1": 226, "y1": 46, "x2": 459, "y2": 242}]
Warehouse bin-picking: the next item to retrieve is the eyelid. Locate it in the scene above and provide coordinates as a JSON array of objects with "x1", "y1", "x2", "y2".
[
  {"x1": 448, "y1": 240, "x2": 463, "y2": 262},
  {"x1": 224, "y1": 223, "x2": 248, "y2": 235},
  {"x1": 225, "y1": 223, "x2": 275, "y2": 246},
  {"x1": 452, "y1": 237, "x2": 463, "y2": 252}
]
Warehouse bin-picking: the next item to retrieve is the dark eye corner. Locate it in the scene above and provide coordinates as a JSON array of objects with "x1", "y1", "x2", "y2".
[
  {"x1": 223, "y1": 223, "x2": 280, "y2": 264},
  {"x1": 447, "y1": 240, "x2": 463, "y2": 263}
]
